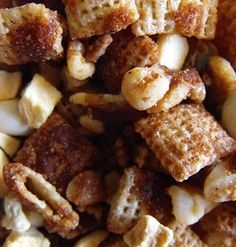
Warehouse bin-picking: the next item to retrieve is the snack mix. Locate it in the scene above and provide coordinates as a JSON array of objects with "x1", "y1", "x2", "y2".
[{"x1": 0, "y1": 0, "x2": 235, "y2": 246}]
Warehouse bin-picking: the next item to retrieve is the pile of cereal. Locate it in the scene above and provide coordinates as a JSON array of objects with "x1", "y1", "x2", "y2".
[{"x1": 0, "y1": 0, "x2": 235, "y2": 246}]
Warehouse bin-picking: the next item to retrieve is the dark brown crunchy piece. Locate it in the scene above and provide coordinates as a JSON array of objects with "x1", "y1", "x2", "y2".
[
  {"x1": 135, "y1": 104, "x2": 236, "y2": 182},
  {"x1": 64, "y1": 0, "x2": 139, "y2": 39},
  {"x1": 15, "y1": 114, "x2": 99, "y2": 195},
  {"x1": 0, "y1": 3, "x2": 63, "y2": 65},
  {"x1": 107, "y1": 166, "x2": 173, "y2": 234},
  {"x1": 215, "y1": 0, "x2": 236, "y2": 69},
  {"x1": 85, "y1": 34, "x2": 113, "y2": 63},
  {"x1": 96, "y1": 30, "x2": 159, "y2": 93},
  {"x1": 196, "y1": 202, "x2": 236, "y2": 238}
]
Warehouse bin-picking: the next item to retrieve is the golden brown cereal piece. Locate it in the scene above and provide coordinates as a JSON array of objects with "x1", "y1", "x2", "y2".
[
  {"x1": 215, "y1": 0, "x2": 236, "y2": 69},
  {"x1": 194, "y1": 202, "x2": 236, "y2": 246},
  {"x1": 207, "y1": 56, "x2": 236, "y2": 104},
  {"x1": 135, "y1": 104, "x2": 236, "y2": 182},
  {"x1": 0, "y1": 3, "x2": 63, "y2": 65},
  {"x1": 148, "y1": 68, "x2": 206, "y2": 113},
  {"x1": 14, "y1": 114, "x2": 99, "y2": 195},
  {"x1": 132, "y1": 0, "x2": 217, "y2": 39},
  {"x1": 85, "y1": 34, "x2": 113, "y2": 63},
  {"x1": 123, "y1": 215, "x2": 173, "y2": 247},
  {"x1": 66, "y1": 170, "x2": 107, "y2": 207},
  {"x1": 205, "y1": 202, "x2": 236, "y2": 238},
  {"x1": 64, "y1": 0, "x2": 139, "y2": 39},
  {"x1": 3, "y1": 163, "x2": 79, "y2": 236},
  {"x1": 203, "y1": 152, "x2": 236, "y2": 202},
  {"x1": 107, "y1": 166, "x2": 173, "y2": 234},
  {"x1": 168, "y1": 222, "x2": 207, "y2": 247},
  {"x1": 96, "y1": 30, "x2": 159, "y2": 93}
]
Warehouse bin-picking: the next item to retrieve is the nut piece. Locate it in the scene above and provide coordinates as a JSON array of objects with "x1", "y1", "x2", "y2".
[
  {"x1": 121, "y1": 64, "x2": 171, "y2": 111},
  {"x1": 208, "y1": 56, "x2": 236, "y2": 104},
  {"x1": 3, "y1": 163, "x2": 79, "y2": 236},
  {"x1": 74, "y1": 230, "x2": 109, "y2": 247},
  {"x1": 0, "y1": 132, "x2": 20, "y2": 157},
  {"x1": 167, "y1": 185, "x2": 217, "y2": 225},
  {"x1": 66, "y1": 170, "x2": 107, "y2": 207},
  {"x1": 204, "y1": 154, "x2": 236, "y2": 202},
  {"x1": 2, "y1": 194, "x2": 31, "y2": 233},
  {"x1": 70, "y1": 92, "x2": 128, "y2": 111},
  {"x1": 0, "y1": 99, "x2": 32, "y2": 136},
  {"x1": 0, "y1": 149, "x2": 9, "y2": 198},
  {"x1": 0, "y1": 71, "x2": 21, "y2": 100},
  {"x1": 3, "y1": 227, "x2": 50, "y2": 247},
  {"x1": 67, "y1": 40, "x2": 95, "y2": 80},
  {"x1": 79, "y1": 115, "x2": 105, "y2": 135},
  {"x1": 123, "y1": 215, "x2": 173, "y2": 247},
  {"x1": 19, "y1": 74, "x2": 62, "y2": 128},
  {"x1": 157, "y1": 34, "x2": 189, "y2": 70},
  {"x1": 222, "y1": 90, "x2": 236, "y2": 140},
  {"x1": 148, "y1": 68, "x2": 206, "y2": 113}
]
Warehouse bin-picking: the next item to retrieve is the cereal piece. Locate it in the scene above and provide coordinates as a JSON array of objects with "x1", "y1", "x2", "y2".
[
  {"x1": 70, "y1": 92, "x2": 128, "y2": 111},
  {"x1": 156, "y1": 34, "x2": 189, "y2": 70},
  {"x1": 123, "y1": 215, "x2": 173, "y2": 247},
  {"x1": 208, "y1": 56, "x2": 236, "y2": 104},
  {"x1": 2, "y1": 194, "x2": 31, "y2": 233},
  {"x1": 14, "y1": 114, "x2": 98, "y2": 194},
  {"x1": 96, "y1": 30, "x2": 159, "y2": 93},
  {"x1": 0, "y1": 3, "x2": 63, "y2": 65},
  {"x1": 194, "y1": 202, "x2": 236, "y2": 246},
  {"x1": 0, "y1": 99, "x2": 32, "y2": 136},
  {"x1": 204, "y1": 153, "x2": 236, "y2": 202},
  {"x1": 0, "y1": 149, "x2": 9, "y2": 198},
  {"x1": 66, "y1": 170, "x2": 107, "y2": 207},
  {"x1": 0, "y1": 132, "x2": 20, "y2": 157},
  {"x1": 3, "y1": 163, "x2": 79, "y2": 236},
  {"x1": 19, "y1": 74, "x2": 62, "y2": 128},
  {"x1": 222, "y1": 90, "x2": 236, "y2": 140},
  {"x1": 3, "y1": 227, "x2": 50, "y2": 247},
  {"x1": 107, "y1": 166, "x2": 173, "y2": 234},
  {"x1": 200, "y1": 202, "x2": 236, "y2": 238},
  {"x1": 121, "y1": 64, "x2": 171, "y2": 111},
  {"x1": 215, "y1": 0, "x2": 236, "y2": 69},
  {"x1": 168, "y1": 222, "x2": 207, "y2": 247},
  {"x1": 67, "y1": 40, "x2": 95, "y2": 81},
  {"x1": 132, "y1": 0, "x2": 218, "y2": 39},
  {"x1": 148, "y1": 68, "x2": 206, "y2": 113},
  {"x1": 64, "y1": 0, "x2": 139, "y2": 39},
  {"x1": 0, "y1": 70, "x2": 21, "y2": 100},
  {"x1": 79, "y1": 115, "x2": 105, "y2": 134},
  {"x1": 74, "y1": 230, "x2": 109, "y2": 247},
  {"x1": 135, "y1": 104, "x2": 236, "y2": 182},
  {"x1": 167, "y1": 185, "x2": 216, "y2": 225},
  {"x1": 85, "y1": 34, "x2": 113, "y2": 63}
]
